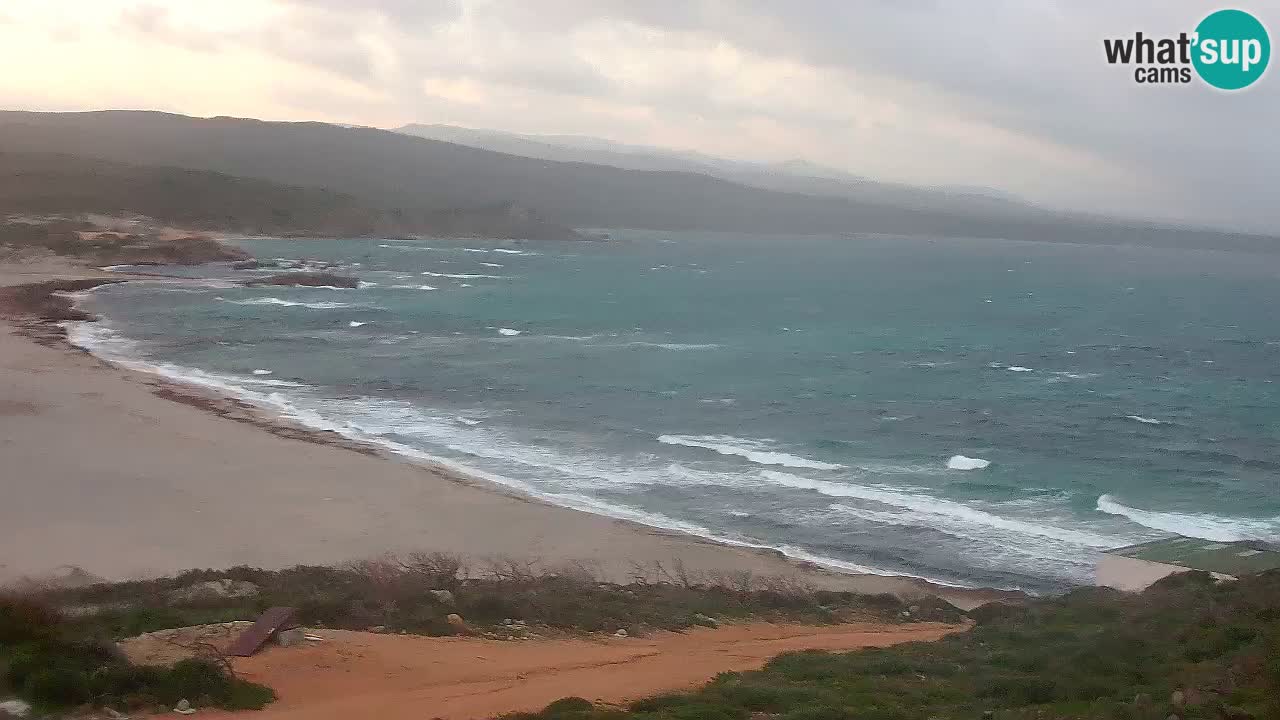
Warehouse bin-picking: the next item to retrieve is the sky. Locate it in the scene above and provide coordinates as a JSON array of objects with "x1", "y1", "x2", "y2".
[{"x1": 1, "y1": 1, "x2": 1277, "y2": 232}]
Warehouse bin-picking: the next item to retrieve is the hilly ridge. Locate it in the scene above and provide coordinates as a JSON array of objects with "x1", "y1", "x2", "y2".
[{"x1": 0, "y1": 111, "x2": 1275, "y2": 251}]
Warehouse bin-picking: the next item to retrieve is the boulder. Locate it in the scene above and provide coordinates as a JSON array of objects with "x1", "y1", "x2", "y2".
[
  {"x1": 614, "y1": 629, "x2": 628, "y2": 638},
  {"x1": 429, "y1": 589, "x2": 456, "y2": 605},
  {"x1": 168, "y1": 579, "x2": 260, "y2": 603},
  {"x1": 174, "y1": 698, "x2": 196, "y2": 715},
  {"x1": 275, "y1": 628, "x2": 305, "y2": 647},
  {"x1": 1171, "y1": 690, "x2": 1185, "y2": 707}
]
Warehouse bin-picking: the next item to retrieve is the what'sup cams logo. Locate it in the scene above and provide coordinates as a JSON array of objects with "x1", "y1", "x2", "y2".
[{"x1": 1104, "y1": 8, "x2": 1270, "y2": 89}]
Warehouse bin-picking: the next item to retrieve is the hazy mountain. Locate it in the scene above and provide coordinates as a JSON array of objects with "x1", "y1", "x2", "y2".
[
  {"x1": 0, "y1": 151, "x2": 580, "y2": 240},
  {"x1": 1, "y1": 111, "x2": 1274, "y2": 251},
  {"x1": 397, "y1": 123, "x2": 1039, "y2": 218}
]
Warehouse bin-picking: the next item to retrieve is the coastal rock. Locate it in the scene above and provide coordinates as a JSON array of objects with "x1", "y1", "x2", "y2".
[
  {"x1": 275, "y1": 627, "x2": 305, "y2": 647},
  {"x1": 167, "y1": 579, "x2": 259, "y2": 603},
  {"x1": 245, "y1": 272, "x2": 359, "y2": 289},
  {"x1": 428, "y1": 589, "x2": 456, "y2": 605}
]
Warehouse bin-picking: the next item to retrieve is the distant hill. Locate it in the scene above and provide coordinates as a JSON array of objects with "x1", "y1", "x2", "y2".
[
  {"x1": 398, "y1": 123, "x2": 1040, "y2": 218},
  {"x1": 1, "y1": 111, "x2": 1275, "y2": 251},
  {"x1": 0, "y1": 151, "x2": 580, "y2": 240}
]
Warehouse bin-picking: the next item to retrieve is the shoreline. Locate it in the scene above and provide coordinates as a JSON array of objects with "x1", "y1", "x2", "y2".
[{"x1": 0, "y1": 254, "x2": 1023, "y2": 610}]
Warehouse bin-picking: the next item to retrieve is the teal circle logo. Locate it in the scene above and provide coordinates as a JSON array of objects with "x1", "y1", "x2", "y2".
[{"x1": 1192, "y1": 9, "x2": 1270, "y2": 90}]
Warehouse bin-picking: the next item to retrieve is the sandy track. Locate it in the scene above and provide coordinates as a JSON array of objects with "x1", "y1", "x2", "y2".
[{"x1": 216, "y1": 623, "x2": 961, "y2": 720}]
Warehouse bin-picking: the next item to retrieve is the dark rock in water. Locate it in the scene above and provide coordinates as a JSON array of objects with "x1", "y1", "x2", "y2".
[
  {"x1": 246, "y1": 272, "x2": 359, "y2": 288},
  {"x1": 230, "y1": 259, "x2": 264, "y2": 270}
]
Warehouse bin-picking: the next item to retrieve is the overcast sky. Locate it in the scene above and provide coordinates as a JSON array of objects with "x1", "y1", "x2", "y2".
[{"x1": 2, "y1": 1, "x2": 1277, "y2": 231}]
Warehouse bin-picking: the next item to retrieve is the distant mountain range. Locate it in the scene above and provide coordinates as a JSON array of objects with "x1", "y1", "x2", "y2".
[
  {"x1": 0, "y1": 110, "x2": 1274, "y2": 251},
  {"x1": 0, "y1": 151, "x2": 580, "y2": 240},
  {"x1": 397, "y1": 123, "x2": 1039, "y2": 219}
]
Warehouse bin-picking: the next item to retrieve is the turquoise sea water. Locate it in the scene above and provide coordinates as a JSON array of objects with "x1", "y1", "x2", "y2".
[{"x1": 74, "y1": 231, "x2": 1280, "y2": 592}]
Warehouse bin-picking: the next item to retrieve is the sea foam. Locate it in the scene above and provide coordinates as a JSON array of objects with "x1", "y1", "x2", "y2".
[
  {"x1": 658, "y1": 434, "x2": 843, "y2": 470},
  {"x1": 1096, "y1": 494, "x2": 1279, "y2": 542},
  {"x1": 947, "y1": 455, "x2": 990, "y2": 470}
]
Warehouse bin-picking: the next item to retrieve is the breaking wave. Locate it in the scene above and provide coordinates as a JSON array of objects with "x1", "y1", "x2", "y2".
[
  {"x1": 1096, "y1": 494, "x2": 1280, "y2": 542},
  {"x1": 658, "y1": 435, "x2": 843, "y2": 470}
]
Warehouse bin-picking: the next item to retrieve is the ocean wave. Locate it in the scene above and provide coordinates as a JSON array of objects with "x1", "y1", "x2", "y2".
[
  {"x1": 498, "y1": 328, "x2": 522, "y2": 336},
  {"x1": 420, "y1": 271, "x2": 505, "y2": 279},
  {"x1": 389, "y1": 284, "x2": 438, "y2": 290},
  {"x1": 1096, "y1": 494, "x2": 1279, "y2": 541},
  {"x1": 1124, "y1": 414, "x2": 1164, "y2": 425},
  {"x1": 218, "y1": 297, "x2": 360, "y2": 310},
  {"x1": 989, "y1": 362, "x2": 1034, "y2": 372},
  {"x1": 947, "y1": 455, "x2": 990, "y2": 470},
  {"x1": 348, "y1": 321, "x2": 367, "y2": 328},
  {"x1": 764, "y1": 470, "x2": 1115, "y2": 548},
  {"x1": 64, "y1": 319, "x2": 984, "y2": 588},
  {"x1": 658, "y1": 434, "x2": 843, "y2": 470},
  {"x1": 479, "y1": 262, "x2": 504, "y2": 268},
  {"x1": 65, "y1": 323, "x2": 307, "y2": 391}
]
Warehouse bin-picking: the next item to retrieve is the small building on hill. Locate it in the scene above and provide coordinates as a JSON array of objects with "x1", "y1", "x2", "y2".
[{"x1": 1098, "y1": 537, "x2": 1280, "y2": 592}]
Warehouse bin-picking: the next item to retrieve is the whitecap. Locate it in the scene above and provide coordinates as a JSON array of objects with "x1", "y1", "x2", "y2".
[
  {"x1": 947, "y1": 455, "x2": 990, "y2": 470},
  {"x1": 763, "y1": 470, "x2": 1114, "y2": 548},
  {"x1": 1125, "y1": 415, "x2": 1164, "y2": 425},
  {"x1": 498, "y1": 328, "x2": 522, "y2": 336},
  {"x1": 219, "y1": 297, "x2": 358, "y2": 310},
  {"x1": 421, "y1": 271, "x2": 505, "y2": 279},
  {"x1": 348, "y1": 321, "x2": 367, "y2": 328},
  {"x1": 658, "y1": 434, "x2": 843, "y2": 470},
  {"x1": 1097, "y1": 494, "x2": 1280, "y2": 542},
  {"x1": 252, "y1": 369, "x2": 273, "y2": 376},
  {"x1": 479, "y1": 262, "x2": 504, "y2": 268}
]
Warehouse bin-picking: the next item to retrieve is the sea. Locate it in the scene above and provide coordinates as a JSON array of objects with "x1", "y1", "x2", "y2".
[{"x1": 69, "y1": 230, "x2": 1280, "y2": 594}]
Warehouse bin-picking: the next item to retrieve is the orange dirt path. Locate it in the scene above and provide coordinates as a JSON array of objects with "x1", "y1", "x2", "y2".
[{"x1": 216, "y1": 622, "x2": 962, "y2": 720}]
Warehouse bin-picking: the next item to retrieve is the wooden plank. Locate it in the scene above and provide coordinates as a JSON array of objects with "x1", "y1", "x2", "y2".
[{"x1": 227, "y1": 606, "x2": 298, "y2": 657}]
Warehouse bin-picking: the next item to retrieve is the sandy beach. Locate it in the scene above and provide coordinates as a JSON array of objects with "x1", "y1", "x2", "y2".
[{"x1": 0, "y1": 255, "x2": 1011, "y2": 609}]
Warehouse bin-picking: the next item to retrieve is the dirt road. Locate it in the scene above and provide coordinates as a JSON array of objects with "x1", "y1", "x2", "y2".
[{"x1": 217, "y1": 622, "x2": 961, "y2": 720}]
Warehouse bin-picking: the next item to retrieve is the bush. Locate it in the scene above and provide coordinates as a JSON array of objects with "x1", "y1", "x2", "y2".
[
  {"x1": 23, "y1": 667, "x2": 92, "y2": 706},
  {"x1": 0, "y1": 596, "x2": 62, "y2": 645}
]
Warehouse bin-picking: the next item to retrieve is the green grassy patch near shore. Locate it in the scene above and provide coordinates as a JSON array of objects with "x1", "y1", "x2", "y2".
[
  {"x1": 506, "y1": 570, "x2": 1280, "y2": 720},
  {"x1": 0, "y1": 595, "x2": 274, "y2": 714},
  {"x1": 27, "y1": 555, "x2": 963, "y2": 642}
]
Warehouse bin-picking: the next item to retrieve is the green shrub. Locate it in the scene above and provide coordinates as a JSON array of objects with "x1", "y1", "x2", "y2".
[
  {"x1": 542, "y1": 696, "x2": 595, "y2": 716},
  {"x1": 23, "y1": 666, "x2": 92, "y2": 706}
]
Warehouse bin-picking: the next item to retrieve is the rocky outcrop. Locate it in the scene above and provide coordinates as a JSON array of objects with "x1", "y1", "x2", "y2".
[{"x1": 167, "y1": 578, "x2": 260, "y2": 603}]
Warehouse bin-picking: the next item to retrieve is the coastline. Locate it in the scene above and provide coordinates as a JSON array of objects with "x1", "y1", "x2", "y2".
[{"x1": 0, "y1": 254, "x2": 1021, "y2": 610}]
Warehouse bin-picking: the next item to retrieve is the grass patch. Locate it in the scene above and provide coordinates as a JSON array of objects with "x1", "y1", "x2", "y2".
[
  {"x1": 508, "y1": 570, "x2": 1280, "y2": 720},
  {"x1": 0, "y1": 595, "x2": 274, "y2": 713},
  {"x1": 31, "y1": 555, "x2": 961, "y2": 643}
]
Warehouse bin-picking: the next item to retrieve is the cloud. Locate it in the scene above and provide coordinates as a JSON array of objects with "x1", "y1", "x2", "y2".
[{"x1": 1, "y1": 0, "x2": 1276, "y2": 231}]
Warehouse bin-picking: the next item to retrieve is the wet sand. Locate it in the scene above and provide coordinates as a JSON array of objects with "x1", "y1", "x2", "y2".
[{"x1": 0, "y1": 256, "x2": 1016, "y2": 609}]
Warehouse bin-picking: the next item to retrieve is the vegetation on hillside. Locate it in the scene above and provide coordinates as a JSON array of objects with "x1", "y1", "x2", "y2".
[
  {"x1": 0, "y1": 151, "x2": 583, "y2": 240},
  {"x1": 507, "y1": 571, "x2": 1280, "y2": 720},
  {"x1": 0, "y1": 595, "x2": 274, "y2": 714},
  {"x1": 24, "y1": 555, "x2": 962, "y2": 643}
]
